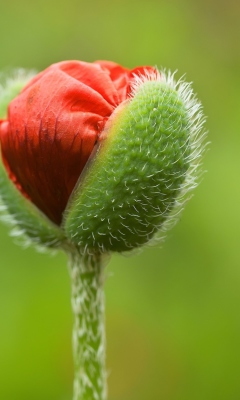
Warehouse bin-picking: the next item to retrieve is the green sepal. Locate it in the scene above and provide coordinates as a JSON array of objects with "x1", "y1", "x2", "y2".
[
  {"x1": 63, "y1": 78, "x2": 194, "y2": 253},
  {"x1": 0, "y1": 160, "x2": 65, "y2": 249},
  {"x1": 0, "y1": 70, "x2": 36, "y2": 118}
]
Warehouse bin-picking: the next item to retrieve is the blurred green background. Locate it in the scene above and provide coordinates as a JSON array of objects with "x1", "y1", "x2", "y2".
[{"x1": 0, "y1": 0, "x2": 239, "y2": 399}]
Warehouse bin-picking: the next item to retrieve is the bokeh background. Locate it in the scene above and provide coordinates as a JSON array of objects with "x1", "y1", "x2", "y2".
[{"x1": 0, "y1": 0, "x2": 239, "y2": 399}]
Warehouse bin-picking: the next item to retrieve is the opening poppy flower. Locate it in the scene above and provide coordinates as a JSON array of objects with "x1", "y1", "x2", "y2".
[{"x1": 0, "y1": 61, "x2": 155, "y2": 225}]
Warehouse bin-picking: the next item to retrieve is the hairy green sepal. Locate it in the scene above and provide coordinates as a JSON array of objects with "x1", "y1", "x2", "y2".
[{"x1": 63, "y1": 80, "x2": 191, "y2": 253}]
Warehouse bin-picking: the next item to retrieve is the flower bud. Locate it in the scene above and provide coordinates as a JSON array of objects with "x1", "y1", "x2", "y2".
[{"x1": 0, "y1": 61, "x2": 206, "y2": 253}]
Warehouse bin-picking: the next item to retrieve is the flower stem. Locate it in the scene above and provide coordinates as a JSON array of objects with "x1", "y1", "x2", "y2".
[{"x1": 68, "y1": 251, "x2": 107, "y2": 400}]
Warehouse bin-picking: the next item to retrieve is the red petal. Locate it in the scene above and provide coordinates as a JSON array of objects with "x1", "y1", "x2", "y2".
[
  {"x1": 94, "y1": 61, "x2": 130, "y2": 102},
  {"x1": 0, "y1": 62, "x2": 124, "y2": 224}
]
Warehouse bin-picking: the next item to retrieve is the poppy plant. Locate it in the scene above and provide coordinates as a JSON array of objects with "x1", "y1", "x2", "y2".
[{"x1": 0, "y1": 60, "x2": 206, "y2": 400}]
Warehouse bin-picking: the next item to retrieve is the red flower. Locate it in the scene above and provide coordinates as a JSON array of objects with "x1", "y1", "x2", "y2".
[{"x1": 0, "y1": 61, "x2": 155, "y2": 225}]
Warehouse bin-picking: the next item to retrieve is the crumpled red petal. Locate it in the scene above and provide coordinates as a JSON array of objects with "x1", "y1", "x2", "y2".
[{"x1": 0, "y1": 60, "x2": 156, "y2": 225}]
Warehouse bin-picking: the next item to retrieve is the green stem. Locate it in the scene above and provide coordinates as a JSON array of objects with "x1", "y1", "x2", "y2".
[{"x1": 68, "y1": 251, "x2": 107, "y2": 400}]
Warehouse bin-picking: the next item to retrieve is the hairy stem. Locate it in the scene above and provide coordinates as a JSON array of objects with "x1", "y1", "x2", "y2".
[{"x1": 68, "y1": 251, "x2": 107, "y2": 400}]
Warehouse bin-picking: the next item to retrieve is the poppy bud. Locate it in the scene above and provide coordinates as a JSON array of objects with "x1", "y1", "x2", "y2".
[{"x1": 0, "y1": 61, "x2": 205, "y2": 253}]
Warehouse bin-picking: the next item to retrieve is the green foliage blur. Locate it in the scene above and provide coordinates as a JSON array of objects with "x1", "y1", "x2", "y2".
[{"x1": 0, "y1": 0, "x2": 239, "y2": 399}]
